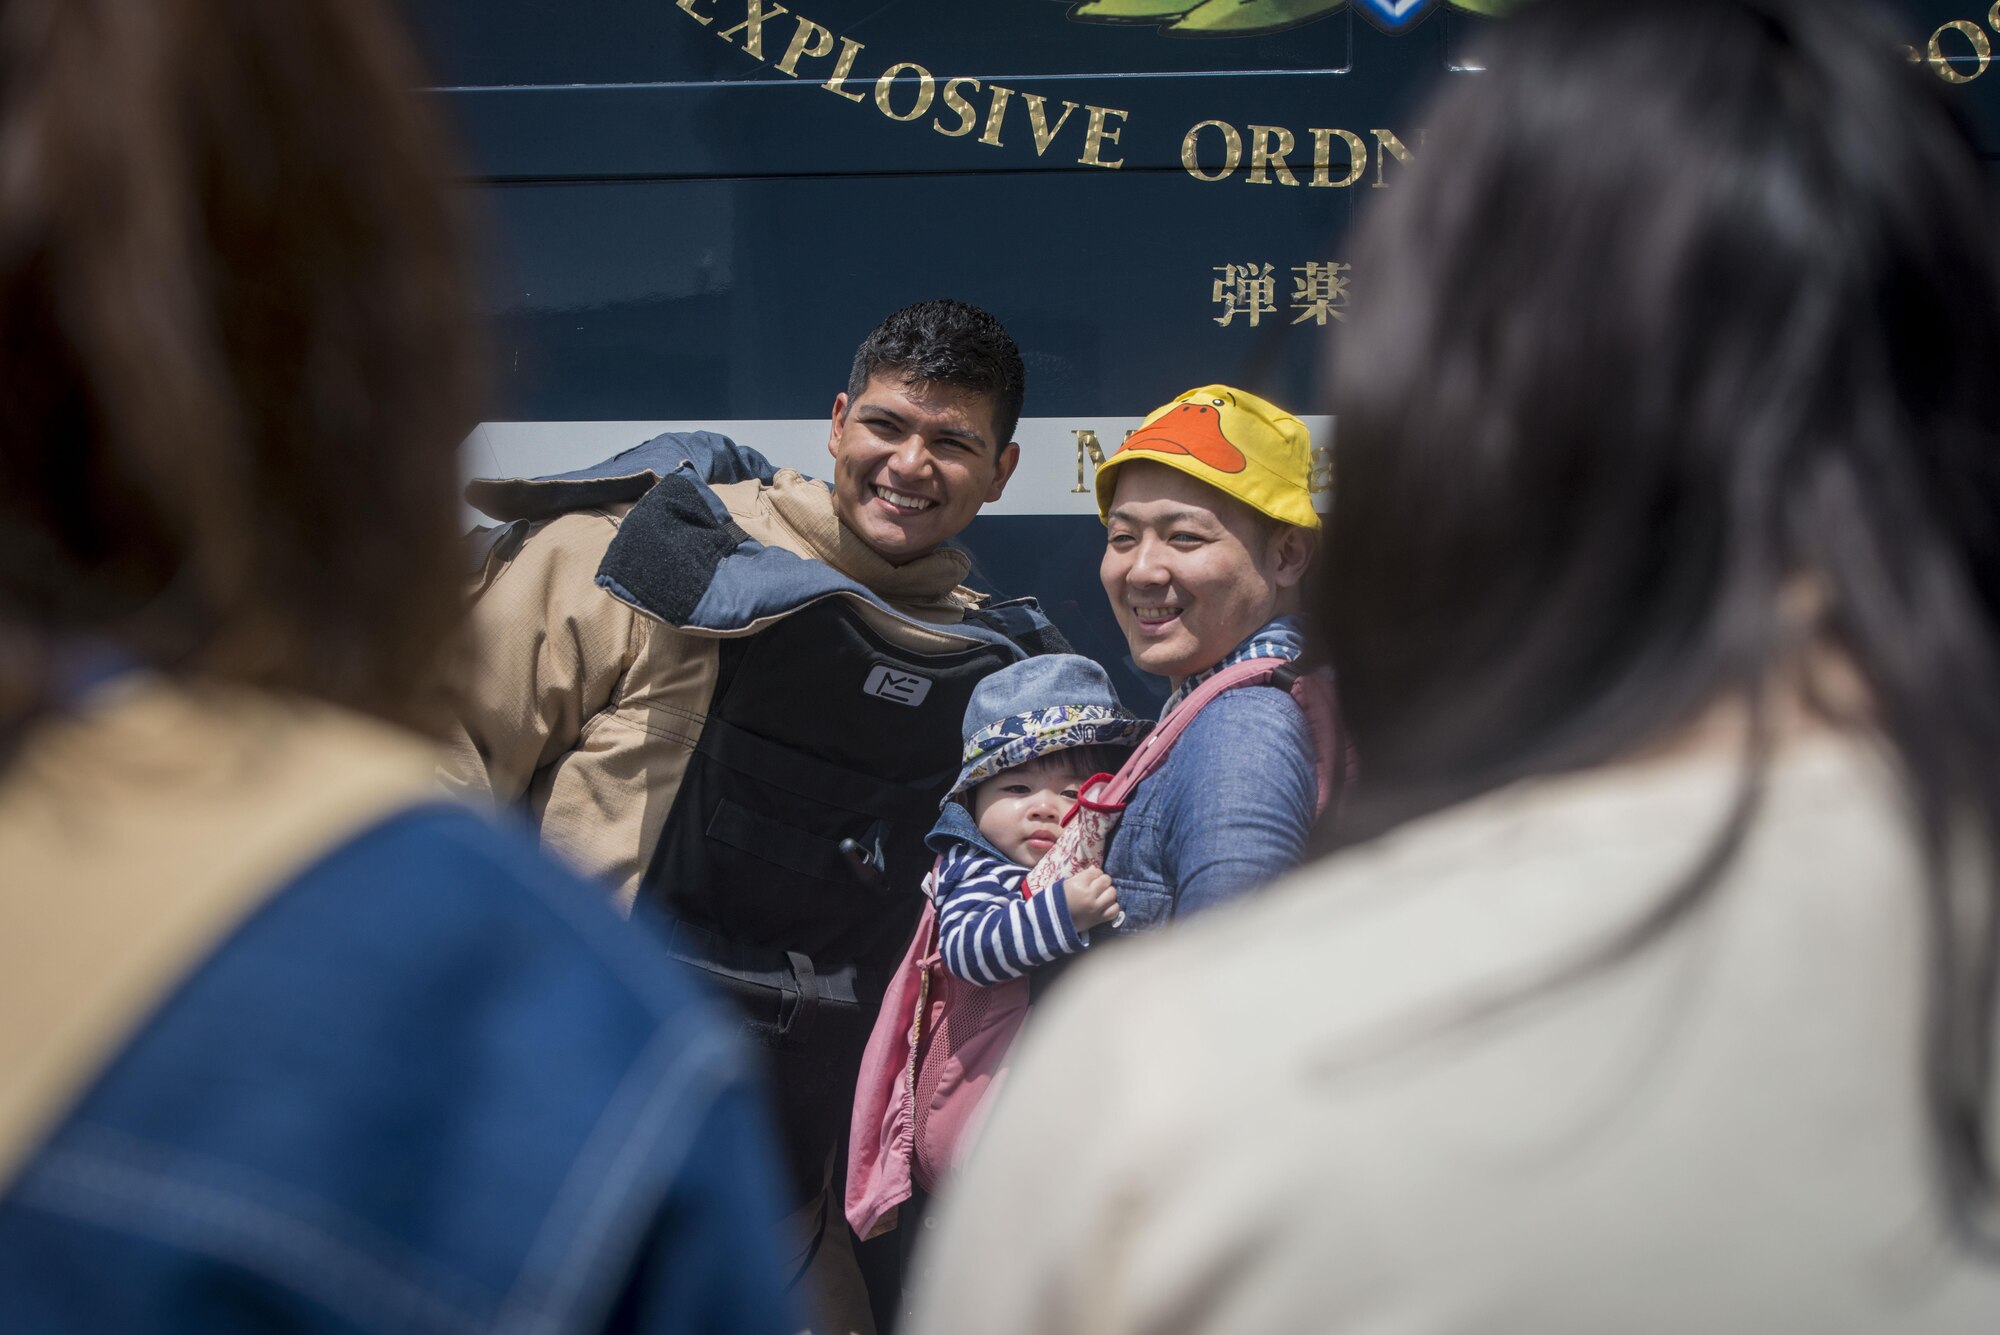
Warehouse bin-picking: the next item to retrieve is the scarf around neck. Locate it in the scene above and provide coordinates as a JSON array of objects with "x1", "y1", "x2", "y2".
[{"x1": 761, "y1": 470, "x2": 973, "y2": 610}]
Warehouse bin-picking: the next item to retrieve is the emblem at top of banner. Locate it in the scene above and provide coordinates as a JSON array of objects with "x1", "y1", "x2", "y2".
[
  {"x1": 1056, "y1": 0, "x2": 1512, "y2": 38},
  {"x1": 1355, "y1": 0, "x2": 1441, "y2": 31}
]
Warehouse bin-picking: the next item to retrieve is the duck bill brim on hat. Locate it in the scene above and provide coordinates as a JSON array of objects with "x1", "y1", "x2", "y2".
[{"x1": 1093, "y1": 449, "x2": 1321, "y2": 531}]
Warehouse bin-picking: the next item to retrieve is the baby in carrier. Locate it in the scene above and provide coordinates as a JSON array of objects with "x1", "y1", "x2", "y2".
[
  {"x1": 928, "y1": 654, "x2": 1146, "y2": 986},
  {"x1": 848, "y1": 647, "x2": 1334, "y2": 1250},
  {"x1": 844, "y1": 653, "x2": 1144, "y2": 1254}
]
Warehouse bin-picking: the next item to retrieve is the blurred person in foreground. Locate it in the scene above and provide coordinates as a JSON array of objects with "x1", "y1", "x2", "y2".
[
  {"x1": 911, "y1": 0, "x2": 2000, "y2": 1331},
  {"x1": 0, "y1": 2, "x2": 793, "y2": 1331}
]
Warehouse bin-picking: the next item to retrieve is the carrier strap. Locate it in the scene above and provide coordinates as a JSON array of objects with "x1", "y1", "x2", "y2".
[{"x1": 1083, "y1": 659, "x2": 1348, "y2": 817}]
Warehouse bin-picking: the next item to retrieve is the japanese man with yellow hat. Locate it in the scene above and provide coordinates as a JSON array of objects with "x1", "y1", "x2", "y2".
[{"x1": 1086, "y1": 383, "x2": 1331, "y2": 933}]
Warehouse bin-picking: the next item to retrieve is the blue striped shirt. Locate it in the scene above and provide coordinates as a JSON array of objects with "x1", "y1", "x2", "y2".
[{"x1": 931, "y1": 843, "x2": 1088, "y2": 987}]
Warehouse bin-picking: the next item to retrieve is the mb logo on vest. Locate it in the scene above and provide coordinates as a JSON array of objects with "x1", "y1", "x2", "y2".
[{"x1": 863, "y1": 664, "x2": 933, "y2": 707}]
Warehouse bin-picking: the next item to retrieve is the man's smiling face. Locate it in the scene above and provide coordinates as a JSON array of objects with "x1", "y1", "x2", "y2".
[
  {"x1": 1100, "y1": 461, "x2": 1309, "y2": 686},
  {"x1": 826, "y1": 373, "x2": 1019, "y2": 562}
]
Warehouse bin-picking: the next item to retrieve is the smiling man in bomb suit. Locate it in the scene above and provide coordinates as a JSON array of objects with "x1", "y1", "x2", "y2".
[{"x1": 442, "y1": 299, "x2": 1063, "y2": 1331}]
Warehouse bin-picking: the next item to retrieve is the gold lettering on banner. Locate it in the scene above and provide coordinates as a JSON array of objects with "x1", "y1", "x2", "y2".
[
  {"x1": 1248, "y1": 125, "x2": 1300, "y2": 186},
  {"x1": 1212, "y1": 263, "x2": 1278, "y2": 327},
  {"x1": 1071, "y1": 430, "x2": 1111, "y2": 493},
  {"x1": 935, "y1": 77, "x2": 982, "y2": 138},
  {"x1": 1023, "y1": 93, "x2": 1080, "y2": 156},
  {"x1": 980, "y1": 85, "x2": 1016, "y2": 147},
  {"x1": 1183, "y1": 121, "x2": 1406, "y2": 187},
  {"x1": 1371, "y1": 129, "x2": 1415, "y2": 187},
  {"x1": 1310, "y1": 447, "x2": 1334, "y2": 496},
  {"x1": 775, "y1": 16, "x2": 834, "y2": 76},
  {"x1": 1929, "y1": 19, "x2": 1992, "y2": 82},
  {"x1": 663, "y1": 1, "x2": 1189, "y2": 179},
  {"x1": 1208, "y1": 258, "x2": 1353, "y2": 330},
  {"x1": 717, "y1": 0, "x2": 789, "y2": 60},
  {"x1": 1310, "y1": 128, "x2": 1367, "y2": 188},
  {"x1": 875, "y1": 62, "x2": 937, "y2": 122},
  {"x1": 1080, "y1": 105, "x2": 1128, "y2": 169},
  {"x1": 1290, "y1": 262, "x2": 1351, "y2": 324},
  {"x1": 822, "y1": 36, "x2": 868, "y2": 101},
  {"x1": 1183, "y1": 120, "x2": 1243, "y2": 182}
]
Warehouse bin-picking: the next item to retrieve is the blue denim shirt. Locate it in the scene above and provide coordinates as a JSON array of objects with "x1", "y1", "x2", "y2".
[
  {"x1": 0, "y1": 804, "x2": 797, "y2": 1335},
  {"x1": 1102, "y1": 623, "x2": 1317, "y2": 931}
]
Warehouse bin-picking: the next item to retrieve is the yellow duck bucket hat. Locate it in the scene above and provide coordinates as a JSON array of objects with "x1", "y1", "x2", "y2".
[{"x1": 1093, "y1": 384, "x2": 1319, "y2": 531}]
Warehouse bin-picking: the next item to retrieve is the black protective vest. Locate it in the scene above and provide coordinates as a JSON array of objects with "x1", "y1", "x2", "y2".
[
  {"x1": 645, "y1": 600, "x2": 1021, "y2": 1195},
  {"x1": 600, "y1": 479, "x2": 1063, "y2": 1198}
]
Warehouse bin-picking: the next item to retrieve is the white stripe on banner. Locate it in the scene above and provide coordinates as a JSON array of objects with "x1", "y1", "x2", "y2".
[{"x1": 465, "y1": 417, "x2": 1334, "y2": 520}]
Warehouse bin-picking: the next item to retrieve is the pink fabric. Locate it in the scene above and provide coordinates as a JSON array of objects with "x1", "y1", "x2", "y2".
[
  {"x1": 846, "y1": 884, "x2": 1034, "y2": 1241},
  {"x1": 845, "y1": 899, "x2": 936, "y2": 1240},
  {"x1": 1284, "y1": 670, "x2": 1354, "y2": 817},
  {"x1": 908, "y1": 968, "x2": 1030, "y2": 1192},
  {"x1": 846, "y1": 661, "x2": 1354, "y2": 1239},
  {"x1": 1021, "y1": 776, "x2": 1124, "y2": 897}
]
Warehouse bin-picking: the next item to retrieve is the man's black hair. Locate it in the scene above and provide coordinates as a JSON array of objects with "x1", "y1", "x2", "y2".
[{"x1": 847, "y1": 299, "x2": 1026, "y2": 445}]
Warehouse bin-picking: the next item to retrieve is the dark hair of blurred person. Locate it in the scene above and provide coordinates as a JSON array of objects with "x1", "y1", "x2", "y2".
[
  {"x1": 1323, "y1": 0, "x2": 2000, "y2": 1246},
  {"x1": 0, "y1": 2, "x2": 797, "y2": 1331},
  {"x1": 0, "y1": 0, "x2": 477, "y2": 738},
  {"x1": 908, "y1": 2, "x2": 2000, "y2": 1330}
]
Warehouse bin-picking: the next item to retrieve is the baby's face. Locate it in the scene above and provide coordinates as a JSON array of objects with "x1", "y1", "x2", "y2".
[{"x1": 970, "y1": 754, "x2": 1087, "y2": 868}]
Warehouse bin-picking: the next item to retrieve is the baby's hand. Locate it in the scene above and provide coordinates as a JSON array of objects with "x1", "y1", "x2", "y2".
[{"x1": 1061, "y1": 867, "x2": 1121, "y2": 934}]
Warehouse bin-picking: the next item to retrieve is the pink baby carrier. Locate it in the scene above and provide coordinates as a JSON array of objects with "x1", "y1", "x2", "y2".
[{"x1": 844, "y1": 658, "x2": 1351, "y2": 1239}]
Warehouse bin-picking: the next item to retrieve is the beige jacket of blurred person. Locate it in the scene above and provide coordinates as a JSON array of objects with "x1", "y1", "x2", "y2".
[{"x1": 910, "y1": 735, "x2": 2000, "y2": 1333}]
